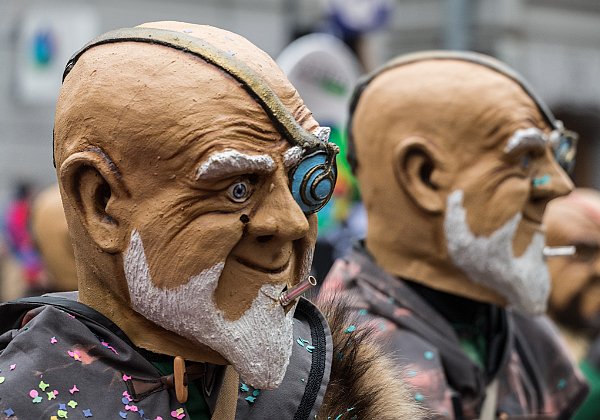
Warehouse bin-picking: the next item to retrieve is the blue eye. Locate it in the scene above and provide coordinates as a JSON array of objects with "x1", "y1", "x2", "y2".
[
  {"x1": 228, "y1": 181, "x2": 252, "y2": 203},
  {"x1": 289, "y1": 151, "x2": 337, "y2": 214}
]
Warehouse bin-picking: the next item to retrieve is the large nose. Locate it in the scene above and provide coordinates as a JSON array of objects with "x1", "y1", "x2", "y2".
[
  {"x1": 531, "y1": 149, "x2": 574, "y2": 202},
  {"x1": 246, "y1": 172, "x2": 310, "y2": 243}
]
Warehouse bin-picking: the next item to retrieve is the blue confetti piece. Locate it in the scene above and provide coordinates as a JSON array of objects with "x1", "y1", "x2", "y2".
[
  {"x1": 138, "y1": 409, "x2": 144, "y2": 417},
  {"x1": 296, "y1": 338, "x2": 305, "y2": 347},
  {"x1": 244, "y1": 396, "x2": 256, "y2": 404},
  {"x1": 344, "y1": 325, "x2": 357, "y2": 334},
  {"x1": 59, "y1": 403, "x2": 67, "y2": 410},
  {"x1": 83, "y1": 408, "x2": 93, "y2": 417},
  {"x1": 424, "y1": 351, "x2": 434, "y2": 360},
  {"x1": 358, "y1": 309, "x2": 368, "y2": 316},
  {"x1": 334, "y1": 414, "x2": 343, "y2": 420},
  {"x1": 407, "y1": 370, "x2": 418, "y2": 377},
  {"x1": 119, "y1": 411, "x2": 128, "y2": 419},
  {"x1": 252, "y1": 390, "x2": 260, "y2": 397},
  {"x1": 4, "y1": 408, "x2": 14, "y2": 417},
  {"x1": 240, "y1": 383, "x2": 250, "y2": 392},
  {"x1": 122, "y1": 397, "x2": 130, "y2": 404},
  {"x1": 557, "y1": 378, "x2": 567, "y2": 390},
  {"x1": 306, "y1": 345, "x2": 315, "y2": 353},
  {"x1": 415, "y1": 393, "x2": 425, "y2": 402}
]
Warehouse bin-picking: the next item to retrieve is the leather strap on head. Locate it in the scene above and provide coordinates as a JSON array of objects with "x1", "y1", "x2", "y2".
[
  {"x1": 61, "y1": 27, "x2": 336, "y2": 154},
  {"x1": 346, "y1": 50, "x2": 569, "y2": 172}
]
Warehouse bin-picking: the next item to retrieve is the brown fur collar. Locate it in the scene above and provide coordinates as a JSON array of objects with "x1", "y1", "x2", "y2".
[{"x1": 315, "y1": 296, "x2": 427, "y2": 419}]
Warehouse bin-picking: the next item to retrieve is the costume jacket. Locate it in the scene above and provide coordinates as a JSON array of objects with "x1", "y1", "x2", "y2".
[
  {"x1": 321, "y1": 244, "x2": 589, "y2": 420},
  {"x1": 0, "y1": 293, "x2": 332, "y2": 420}
]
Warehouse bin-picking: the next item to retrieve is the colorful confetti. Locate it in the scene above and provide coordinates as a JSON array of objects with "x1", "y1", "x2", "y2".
[
  {"x1": 69, "y1": 385, "x2": 79, "y2": 394},
  {"x1": 414, "y1": 393, "x2": 425, "y2": 402},
  {"x1": 125, "y1": 404, "x2": 138, "y2": 412},
  {"x1": 0, "y1": 376, "x2": 5, "y2": 384},
  {"x1": 51, "y1": 337, "x2": 58, "y2": 344},
  {"x1": 122, "y1": 374, "x2": 132, "y2": 381},
  {"x1": 68, "y1": 400, "x2": 78, "y2": 408},
  {"x1": 557, "y1": 378, "x2": 567, "y2": 390},
  {"x1": 358, "y1": 309, "x2": 368, "y2": 316},
  {"x1": 170, "y1": 408, "x2": 185, "y2": 419},
  {"x1": 57, "y1": 410, "x2": 68, "y2": 419},
  {"x1": 344, "y1": 325, "x2": 357, "y2": 334},
  {"x1": 119, "y1": 412, "x2": 127, "y2": 419},
  {"x1": 47, "y1": 390, "x2": 57, "y2": 400},
  {"x1": 306, "y1": 345, "x2": 315, "y2": 353},
  {"x1": 101, "y1": 341, "x2": 119, "y2": 355},
  {"x1": 68, "y1": 350, "x2": 82, "y2": 362},
  {"x1": 3, "y1": 408, "x2": 14, "y2": 417},
  {"x1": 83, "y1": 409, "x2": 93, "y2": 417},
  {"x1": 240, "y1": 383, "x2": 249, "y2": 392},
  {"x1": 39, "y1": 380, "x2": 49, "y2": 391},
  {"x1": 244, "y1": 396, "x2": 256, "y2": 404},
  {"x1": 9, "y1": 364, "x2": 15, "y2": 370},
  {"x1": 423, "y1": 351, "x2": 434, "y2": 360}
]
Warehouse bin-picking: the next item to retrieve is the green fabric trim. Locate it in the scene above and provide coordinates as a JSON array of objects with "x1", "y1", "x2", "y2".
[
  {"x1": 573, "y1": 360, "x2": 600, "y2": 420},
  {"x1": 151, "y1": 359, "x2": 211, "y2": 420}
]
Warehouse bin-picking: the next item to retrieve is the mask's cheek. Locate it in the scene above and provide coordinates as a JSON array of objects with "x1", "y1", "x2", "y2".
[
  {"x1": 582, "y1": 282, "x2": 600, "y2": 320},
  {"x1": 294, "y1": 214, "x2": 318, "y2": 281},
  {"x1": 138, "y1": 212, "x2": 246, "y2": 289}
]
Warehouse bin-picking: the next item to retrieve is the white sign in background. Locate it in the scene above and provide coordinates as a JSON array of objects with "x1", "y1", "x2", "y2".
[{"x1": 14, "y1": 6, "x2": 99, "y2": 105}]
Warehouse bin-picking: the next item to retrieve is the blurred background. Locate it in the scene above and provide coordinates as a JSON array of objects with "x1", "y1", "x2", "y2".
[{"x1": 1, "y1": 0, "x2": 600, "y2": 289}]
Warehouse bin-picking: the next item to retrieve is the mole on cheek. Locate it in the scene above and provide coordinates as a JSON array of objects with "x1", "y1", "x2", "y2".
[{"x1": 240, "y1": 214, "x2": 250, "y2": 224}]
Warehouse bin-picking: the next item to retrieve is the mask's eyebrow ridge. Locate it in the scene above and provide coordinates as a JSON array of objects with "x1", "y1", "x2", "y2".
[
  {"x1": 504, "y1": 127, "x2": 548, "y2": 154},
  {"x1": 283, "y1": 146, "x2": 304, "y2": 168},
  {"x1": 196, "y1": 150, "x2": 275, "y2": 180}
]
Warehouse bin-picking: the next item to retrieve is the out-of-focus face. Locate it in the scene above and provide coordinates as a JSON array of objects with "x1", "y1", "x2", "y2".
[
  {"x1": 546, "y1": 190, "x2": 600, "y2": 331},
  {"x1": 437, "y1": 67, "x2": 573, "y2": 314},
  {"x1": 353, "y1": 57, "x2": 574, "y2": 311}
]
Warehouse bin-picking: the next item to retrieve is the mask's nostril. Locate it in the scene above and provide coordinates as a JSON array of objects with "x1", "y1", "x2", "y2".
[{"x1": 257, "y1": 235, "x2": 273, "y2": 243}]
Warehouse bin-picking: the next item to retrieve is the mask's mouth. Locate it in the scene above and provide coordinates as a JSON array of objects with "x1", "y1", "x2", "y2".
[{"x1": 235, "y1": 256, "x2": 290, "y2": 274}]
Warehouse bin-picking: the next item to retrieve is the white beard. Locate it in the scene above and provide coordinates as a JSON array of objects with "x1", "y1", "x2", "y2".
[
  {"x1": 444, "y1": 190, "x2": 550, "y2": 315},
  {"x1": 123, "y1": 230, "x2": 296, "y2": 389}
]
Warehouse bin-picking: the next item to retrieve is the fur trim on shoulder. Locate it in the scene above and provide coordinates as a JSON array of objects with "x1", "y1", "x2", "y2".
[{"x1": 315, "y1": 295, "x2": 428, "y2": 419}]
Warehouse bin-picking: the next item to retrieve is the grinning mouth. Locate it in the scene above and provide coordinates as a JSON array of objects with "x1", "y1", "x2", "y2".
[{"x1": 235, "y1": 256, "x2": 290, "y2": 274}]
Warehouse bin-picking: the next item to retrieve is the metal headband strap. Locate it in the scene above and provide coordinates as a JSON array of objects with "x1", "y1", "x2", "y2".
[{"x1": 62, "y1": 27, "x2": 331, "y2": 152}]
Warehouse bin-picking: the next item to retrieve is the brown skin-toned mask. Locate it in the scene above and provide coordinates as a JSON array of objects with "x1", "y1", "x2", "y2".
[
  {"x1": 54, "y1": 22, "x2": 323, "y2": 369},
  {"x1": 352, "y1": 56, "x2": 573, "y2": 308},
  {"x1": 31, "y1": 184, "x2": 78, "y2": 292},
  {"x1": 545, "y1": 189, "x2": 600, "y2": 329}
]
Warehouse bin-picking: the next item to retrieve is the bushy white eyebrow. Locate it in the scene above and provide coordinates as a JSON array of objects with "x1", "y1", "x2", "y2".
[
  {"x1": 504, "y1": 127, "x2": 548, "y2": 154},
  {"x1": 283, "y1": 146, "x2": 304, "y2": 168},
  {"x1": 195, "y1": 150, "x2": 276, "y2": 180}
]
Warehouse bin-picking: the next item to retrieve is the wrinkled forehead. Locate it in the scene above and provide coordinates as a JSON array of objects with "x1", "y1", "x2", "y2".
[{"x1": 55, "y1": 23, "x2": 324, "y2": 168}]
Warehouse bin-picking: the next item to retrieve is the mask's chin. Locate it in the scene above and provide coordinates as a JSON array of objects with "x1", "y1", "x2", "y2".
[
  {"x1": 444, "y1": 190, "x2": 550, "y2": 315},
  {"x1": 123, "y1": 229, "x2": 297, "y2": 389}
]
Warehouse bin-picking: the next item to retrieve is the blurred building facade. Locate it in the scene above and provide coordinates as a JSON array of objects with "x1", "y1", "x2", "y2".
[{"x1": 1, "y1": 0, "x2": 600, "y2": 204}]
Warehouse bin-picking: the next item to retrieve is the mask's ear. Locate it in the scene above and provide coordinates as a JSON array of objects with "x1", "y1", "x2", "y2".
[
  {"x1": 393, "y1": 137, "x2": 446, "y2": 214},
  {"x1": 59, "y1": 148, "x2": 130, "y2": 253}
]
